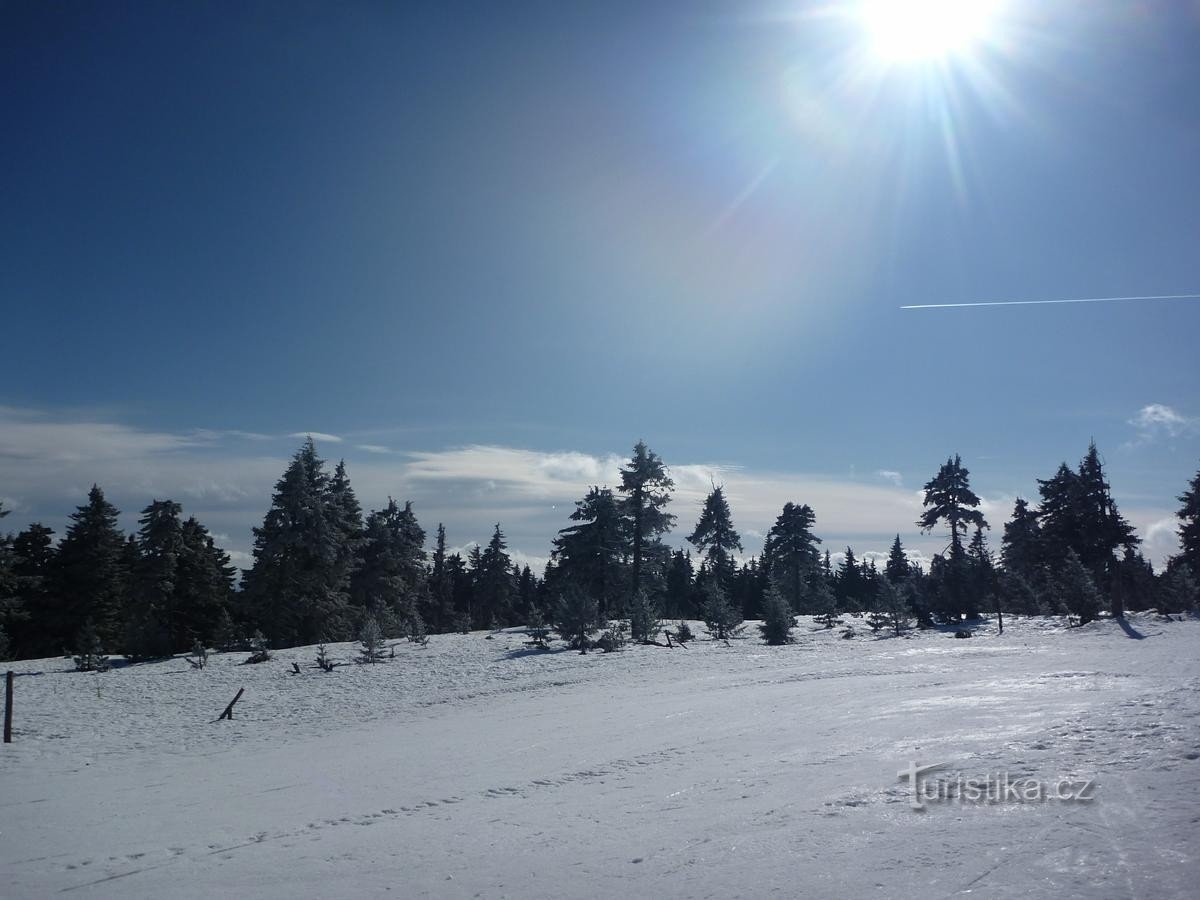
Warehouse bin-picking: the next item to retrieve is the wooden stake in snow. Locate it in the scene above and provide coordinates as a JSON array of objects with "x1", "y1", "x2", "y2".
[
  {"x1": 4, "y1": 670, "x2": 12, "y2": 743},
  {"x1": 217, "y1": 687, "x2": 245, "y2": 721}
]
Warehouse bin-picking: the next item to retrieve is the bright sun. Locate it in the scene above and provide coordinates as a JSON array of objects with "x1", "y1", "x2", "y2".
[{"x1": 859, "y1": 0, "x2": 1001, "y2": 63}]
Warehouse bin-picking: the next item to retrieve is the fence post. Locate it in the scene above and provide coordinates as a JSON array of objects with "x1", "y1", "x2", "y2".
[{"x1": 4, "y1": 670, "x2": 13, "y2": 743}]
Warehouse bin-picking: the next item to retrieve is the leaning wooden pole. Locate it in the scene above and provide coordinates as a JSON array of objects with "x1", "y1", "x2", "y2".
[
  {"x1": 4, "y1": 670, "x2": 13, "y2": 743},
  {"x1": 217, "y1": 687, "x2": 245, "y2": 721}
]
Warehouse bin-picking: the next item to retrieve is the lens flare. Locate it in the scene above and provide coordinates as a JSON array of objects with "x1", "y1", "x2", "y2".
[{"x1": 859, "y1": 0, "x2": 1001, "y2": 63}]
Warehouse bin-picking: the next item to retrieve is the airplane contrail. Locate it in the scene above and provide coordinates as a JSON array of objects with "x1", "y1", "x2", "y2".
[{"x1": 901, "y1": 293, "x2": 1200, "y2": 310}]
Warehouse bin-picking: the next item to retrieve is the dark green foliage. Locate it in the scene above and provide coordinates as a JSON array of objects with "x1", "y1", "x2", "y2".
[
  {"x1": 552, "y1": 487, "x2": 628, "y2": 620},
  {"x1": 353, "y1": 497, "x2": 427, "y2": 632},
  {"x1": 1035, "y1": 444, "x2": 1139, "y2": 613},
  {"x1": 758, "y1": 584, "x2": 796, "y2": 645},
  {"x1": 213, "y1": 609, "x2": 244, "y2": 652},
  {"x1": 475, "y1": 525, "x2": 515, "y2": 628},
  {"x1": 918, "y1": 455, "x2": 988, "y2": 560},
  {"x1": 55, "y1": 486, "x2": 129, "y2": 650},
  {"x1": 764, "y1": 503, "x2": 821, "y2": 611},
  {"x1": 672, "y1": 620, "x2": 694, "y2": 643},
  {"x1": 688, "y1": 486, "x2": 742, "y2": 587},
  {"x1": 699, "y1": 580, "x2": 743, "y2": 641},
  {"x1": 1177, "y1": 464, "x2": 1200, "y2": 576},
  {"x1": 629, "y1": 590, "x2": 660, "y2": 643},
  {"x1": 618, "y1": 441, "x2": 675, "y2": 599},
  {"x1": 525, "y1": 605, "x2": 552, "y2": 649},
  {"x1": 663, "y1": 549, "x2": 695, "y2": 618},
  {"x1": 242, "y1": 439, "x2": 353, "y2": 646},
  {"x1": 1001, "y1": 498, "x2": 1041, "y2": 583},
  {"x1": 596, "y1": 620, "x2": 627, "y2": 652},
  {"x1": 428, "y1": 524, "x2": 455, "y2": 633},
  {"x1": 1158, "y1": 562, "x2": 1198, "y2": 615},
  {"x1": 835, "y1": 548, "x2": 867, "y2": 614},
  {"x1": 357, "y1": 617, "x2": 386, "y2": 663},
  {"x1": 885, "y1": 535, "x2": 910, "y2": 584},
  {"x1": 553, "y1": 584, "x2": 601, "y2": 652},
  {"x1": 7, "y1": 522, "x2": 56, "y2": 658},
  {"x1": 407, "y1": 609, "x2": 428, "y2": 646},
  {"x1": 873, "y1": 579, "x2": 910, "y2": 636},
  {"x1": 1053, "y1": 549, "x2": 1102, "y2": 625},
  {"x1": 73, "y1": 619, "x2": 110, "y2": 672}
]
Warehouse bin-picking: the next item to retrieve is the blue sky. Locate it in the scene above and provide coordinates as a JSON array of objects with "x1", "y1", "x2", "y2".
[{"x1": 2, "y1": 1, "x2": 1198, "y2": 571}]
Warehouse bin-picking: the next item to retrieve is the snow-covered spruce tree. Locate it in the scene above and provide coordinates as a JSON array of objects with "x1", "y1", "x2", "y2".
[
  {"x1": 245, "y1": 630, "x2": 272, "y2": 664},
  {"x1": 525, "y1": 605, "x2": 552, "y2": 649},
  {"x1": 1053, "y1": 549, "x2": 1102, "y2": 625},
  {"x1": 764, "y1": 502, "x2": 821, "y2": 612},
  {"x1": 672, "y1": 620, "x2": 694, "y2": 643},
  {"x1": 596, "y1": 619, "x2": 627, "y2": 652},
  {"x1": 618, "y1": 441, "x2": 676, "y2": 603},
  {"x1": 315, "y1": 641, "x2": 335, "y2": 671},
  {"x1": 872, "y1": 579, "x2": 911, "y2": 636},
  {"x1": 553, "y1": 584, "x2": 600, "y2": 652},
  {"x1": 552, "y1": 486, "x2": 629, "y2": 621},
  {"x1": 699, "y1": 580, "x2": 743, "y2": 641},
  {"x1": 54, "y1": 485, "x2": 128, "y2": 651},
  {"x1": 917, "y1": 455, "x2": 988, "y2": 620},
  {"x1": 407, "y1": 609, "x2": 428, "y2": 646},
  {"x1": 688, "y1": 486, "x2": 742, "y2": 589},
  {"x1": 73, "y1": 619, "x2": 110, "y2": 672},
  {"x1": 629, "y1": 590, "x2": 660, "y2": 643},
  {"x1": 758, "y1": 584, "x2": 796, "y2": 645},
  {"x1": 242, "y1": 439, "x2": 354, "y2": 647},
  {"x1": 357, "y1": 617, "x2": 387, "y2": 663},
  {"x1": 1158, "y1": 562, "x2": 1198, "y2": 615},
  {"x1": 1178, "y1": 463, "x2": 1200, "y2": 577},
  {"x1": 213, "y1": 608, "x2": 243, "y2": 652}
]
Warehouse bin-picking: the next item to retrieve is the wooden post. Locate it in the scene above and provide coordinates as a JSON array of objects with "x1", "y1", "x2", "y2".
[
  {"x1": 218, "y1": 687, "x2": 245, "y2": 721},
  {"x1": 4, "y1": 670, "x2": 12, "y2": 743}
]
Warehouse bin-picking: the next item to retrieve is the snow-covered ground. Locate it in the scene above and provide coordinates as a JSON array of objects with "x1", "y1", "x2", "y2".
[{"x1": 3, "y1": 613, "x2": 1198, "y2": 898}]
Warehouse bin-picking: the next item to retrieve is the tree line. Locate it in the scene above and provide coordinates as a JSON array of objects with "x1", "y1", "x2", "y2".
[{"x1": 1, "y1": 438, "x2": 1198, "y2": 660}]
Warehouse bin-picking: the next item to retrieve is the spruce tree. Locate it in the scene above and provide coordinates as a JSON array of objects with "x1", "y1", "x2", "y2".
[
  {"x1": 242, "y1": 439, "x2": 352, "y2": 646},
  {"x1": 664, "y1": 549, "x2": 695, "y2": 618},
  {"x1": 54, "y1": 485, "x2": 129, "y2": 650},
  {"x1": 175, "y1": 517, "x2": 235, "y2": 646},
  {"x1": 353, "y1": 498, "x2": 427, "y2": 632},
  {"x1": 1001, "y1": 498, "x2": 1041, "y2": 584},
  {"x1": 918, "y1": 456, "x2": 986, "y2": 620},
  {"x1": 9, "y1": 523, "x2": 56, "y2": 658},
  {"x1": 688, "y1": 486, "x2": 742, "y2": 587},
  {"x1": 628, "y1": 589, "x2": 660, "y2": 643},
  {"x1": 127, "y1": 499, "x2": 185, "y2": 659},
  {"x1": 553, "y1": 584, "x2": 600, "y2": 652},
  {"x1": 429, "y1": 524, "x2": 455, "y2": 632},
  {"x1": 476, "y1": 524, "x2": 514, "y2": 627},
  {"x1": 552, "y1": 486, "x2": 628, "y2": 619},
  {"x1": 764, "y1": 503, "x2": 821, "y2": 611},
  {"x1": 835, "y1": 547, "x2": 865, "y2": 613},
  {"x1": 1054, "y1": 549, "x2": 1102, "y2": 625},
  {"x1": 1175, "y1": 463, "x2": 1200, "y2": 576},
  {"x1": 758, "y1": 583, "x2": 796, "y2": 645},
  {"x1": 618, "y1": 441, "x2": 675, "y2": 599},
  {"x1": 885, "y1": 535, "x2": 909, "y2": 584},
  {"x1": 699, "y1": 579, "x2": 743, "y2": 641},
  {"x1": 918, "y1": 455, "x2": 987, "y2": 558}
]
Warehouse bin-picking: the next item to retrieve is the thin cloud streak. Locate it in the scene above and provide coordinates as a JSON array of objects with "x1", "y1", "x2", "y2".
[{"x1": 901, "y1": 293, "x2": 1200, "y2": 310}]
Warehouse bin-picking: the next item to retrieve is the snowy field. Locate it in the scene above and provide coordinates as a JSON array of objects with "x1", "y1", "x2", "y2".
[{"x1": 3, "y1": 614, "x2": 1199, "y2": 899}]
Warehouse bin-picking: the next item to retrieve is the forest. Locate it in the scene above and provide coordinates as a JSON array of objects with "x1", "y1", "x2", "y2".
[{"x1": 2, "y1": 438, "x2": 1198, "y2": 663}]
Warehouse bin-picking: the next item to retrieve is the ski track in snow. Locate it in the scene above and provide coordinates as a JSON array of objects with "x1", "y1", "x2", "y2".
[{"x1": 2, "y1": 613, "x2": 1198, "y2": 898}]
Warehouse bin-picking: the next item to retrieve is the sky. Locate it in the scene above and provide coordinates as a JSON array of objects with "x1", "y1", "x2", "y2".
[{"x1": 2, "y1": 1, "x2": 1198, "y2": 573}]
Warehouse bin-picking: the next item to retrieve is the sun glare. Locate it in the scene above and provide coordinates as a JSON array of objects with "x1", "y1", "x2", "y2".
[{"x1": 859, "y1": 0, "x2": 1000, "y2": 63}]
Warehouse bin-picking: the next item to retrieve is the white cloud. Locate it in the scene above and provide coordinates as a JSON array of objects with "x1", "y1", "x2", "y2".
[
  {"x1": 876, "y1": 469, "x2": 904, "y2": 487},
  {"x1": 0, "y1": 406, "x2": 1185, "y2": 578},
  {"x1": 1127, "y1": 403, "x2": 1196, "y2": 446},
  {"x1": 288, "y1": 431, "x2": 343, "y2": 444},
  {"x1": 356, "y1": 444, "x2": 393, "y2": 454}
]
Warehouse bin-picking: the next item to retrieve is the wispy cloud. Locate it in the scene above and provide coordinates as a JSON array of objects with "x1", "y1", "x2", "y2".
[
  {"x1": 1126, "y1": 403, "x2": 1197, "y2": 447},
  {"x1": 356, "y1": 444, "x2": 394, "y2": 454},
  {"x1": 289, "y1": 431, "x2": 343, "y2": 444},
  {"x1": 876, "y1": 469, "x2": 904, "y2": 487},
  {"x1": 0, "y1": 405, "x2": 1185, "y2": 575}
]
